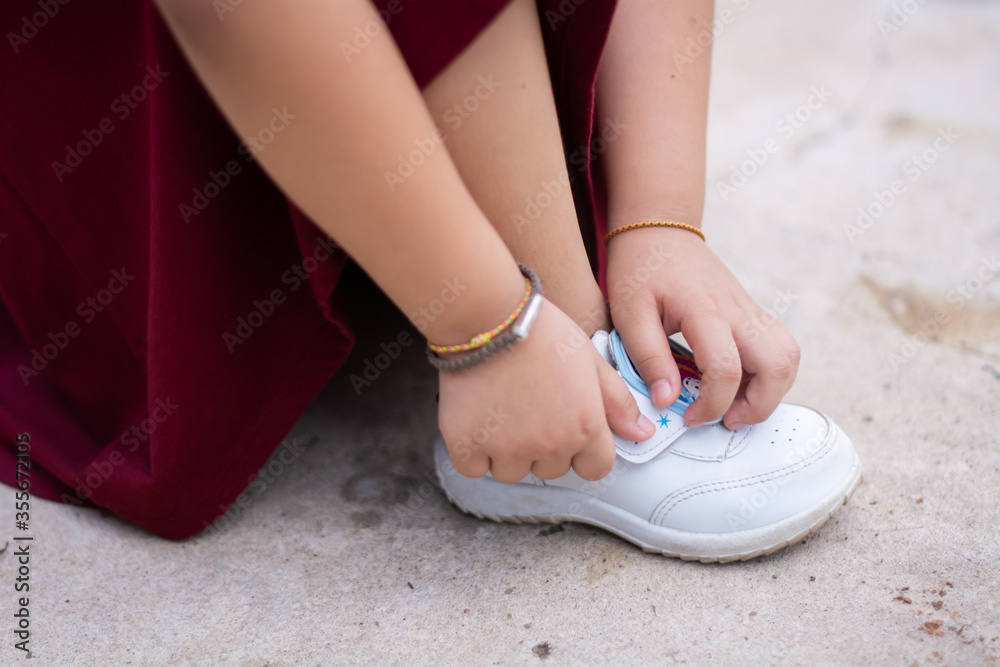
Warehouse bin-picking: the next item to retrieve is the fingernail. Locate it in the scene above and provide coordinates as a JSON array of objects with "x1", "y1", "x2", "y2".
[
  {"x1": 728, "y1": 421, "x2": 747, "y2": 431},
  {"x1": 651, "y1": 380, "x2": 671, "y2": 406},
  {"x1": 637, "y1": 414, "x2": 655, "y2": 436},
  {"x1": 686, "y1": 418, "x2": 704, "y2": 429}
]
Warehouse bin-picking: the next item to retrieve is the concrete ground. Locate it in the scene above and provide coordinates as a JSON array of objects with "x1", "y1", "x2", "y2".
[{"x1": 3, "y1": 0, "x2": 999, "y2": 664}]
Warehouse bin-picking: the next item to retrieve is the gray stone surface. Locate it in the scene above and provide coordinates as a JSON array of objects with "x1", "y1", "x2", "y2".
[{"x1": 2, "y1": 0, "x2": 999, "y2": 664}]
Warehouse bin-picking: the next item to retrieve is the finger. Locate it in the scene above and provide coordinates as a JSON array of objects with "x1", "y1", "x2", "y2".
[
  {"x1": 724, "y1": 328, "x2": 800, "y2": 428},
  {"x1": 594, "y1": 348, "x2": 656, "y2": 441},
  {"x1": 569, "y1": 402, "x2": 617, "y2": 481},
  {"x1": 613, "y1": 298, "x2": 682, "y2": 408},
  {"x1": 570, "y1": 432, "x2": 616, "y2": 481},
  {"x1": 439, "y1": 405, "x2": 492, "y2": 476},
  {"x1": 530, "y1": 456, "x2": 573, "y2": 480},
  {"x1": 680, "y1": 317, "x2": 743, "y2": 426},
  {"x1": 488, "y1": 456, "x2": 533, "y2": 484},
  {"x1": 447, "y1": 440, "x2": 490, "y2": 478}
]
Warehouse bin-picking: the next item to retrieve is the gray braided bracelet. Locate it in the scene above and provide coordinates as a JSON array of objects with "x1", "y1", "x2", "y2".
[{"x1": 426, "y1": 264, "x2": 543, "y2": 373}]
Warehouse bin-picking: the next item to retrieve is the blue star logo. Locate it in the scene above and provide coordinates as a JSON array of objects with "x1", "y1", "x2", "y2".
[{"x1": 657, "y1": 413, "x2": 671, "y2": 428}]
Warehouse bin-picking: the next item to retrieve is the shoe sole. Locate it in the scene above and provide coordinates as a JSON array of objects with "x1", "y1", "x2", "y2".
[{"x1": 436, "y1": 443, "x2": 862, "y2": 564}]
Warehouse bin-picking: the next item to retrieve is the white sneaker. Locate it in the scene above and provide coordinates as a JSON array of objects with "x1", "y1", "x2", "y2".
[{"x1": 435, "y1": 330, "x2": 861, "y2": 563}]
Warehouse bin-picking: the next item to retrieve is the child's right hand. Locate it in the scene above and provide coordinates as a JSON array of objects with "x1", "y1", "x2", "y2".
[
  {"x1": 437, "y1": 300, "x2": 655, "y2": 483},
  {"x1": 606, "y1": 228, "x2": 801, "y2": 430}
]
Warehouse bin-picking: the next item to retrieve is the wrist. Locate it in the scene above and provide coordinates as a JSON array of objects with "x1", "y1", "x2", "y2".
[
  {"x1": 606, "y1": 226, "x2": 708, "y2": 305},
  {"x1": 606, "y1": 224, "x2": 706, "y2": 266},
  {"x1": 415, "y1": 259, "x2": 527, "y2": 348},
  {"x1": 425, "y1": 265, "x2": 545, "y2": 373},
  {"x1": 606, "y1": 209, "x2": 703, "y2": 234}
]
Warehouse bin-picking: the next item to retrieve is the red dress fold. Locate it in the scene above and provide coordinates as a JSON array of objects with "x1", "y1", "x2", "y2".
[{"x1": 0, "y1": 0, "x2": 617, "y2": 539}]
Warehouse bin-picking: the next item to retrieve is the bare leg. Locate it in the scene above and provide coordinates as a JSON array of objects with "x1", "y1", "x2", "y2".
[{"x1": 421, "y1": 0, "x2": 611, "y2": 335}]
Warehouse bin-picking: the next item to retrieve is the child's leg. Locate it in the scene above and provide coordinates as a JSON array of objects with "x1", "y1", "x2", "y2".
[{"x1": 421, "y1": 0, "x2": 611, "y2": 335}]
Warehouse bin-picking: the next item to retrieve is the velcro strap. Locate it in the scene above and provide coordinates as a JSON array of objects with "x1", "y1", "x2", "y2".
[{"x1": 593, "y1": 331, "x2": 701, "y2": 463}]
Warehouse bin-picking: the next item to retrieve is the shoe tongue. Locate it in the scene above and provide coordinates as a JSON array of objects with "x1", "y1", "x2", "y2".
[{"x1": 591, "y1": 330, "x2": 704, "y2": 463}]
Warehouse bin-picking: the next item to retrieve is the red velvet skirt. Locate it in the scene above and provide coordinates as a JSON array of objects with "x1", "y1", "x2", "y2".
[{"x1": 0, "y1": 0, "x2": 616, "y2": 539}]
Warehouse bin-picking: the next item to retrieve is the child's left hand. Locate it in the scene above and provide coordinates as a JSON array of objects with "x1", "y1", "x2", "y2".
[{"x1": 606, "y1": 226, "x2": 801, "y2": 430}]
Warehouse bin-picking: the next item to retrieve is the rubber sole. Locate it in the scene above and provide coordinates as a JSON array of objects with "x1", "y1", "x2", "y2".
[{"x1": 436, "y1": 445, "x2": 862, "y2": 564}]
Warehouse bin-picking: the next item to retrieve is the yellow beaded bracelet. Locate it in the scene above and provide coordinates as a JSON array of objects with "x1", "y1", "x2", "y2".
[
  {"x1": 427, "y1": 276, "x2": 533, "y2": 354},
  {"x1": 604, "y1": 220, "x2": 706, "y2": 245}
]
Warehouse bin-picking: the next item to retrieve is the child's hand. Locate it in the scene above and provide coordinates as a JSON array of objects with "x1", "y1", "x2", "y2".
[
  {"x1": 606, "y1": 228, "x2": 801, "y2": 430},
  {"x1": 437, "y1": 301, "x2": 655, "y2": 483}
]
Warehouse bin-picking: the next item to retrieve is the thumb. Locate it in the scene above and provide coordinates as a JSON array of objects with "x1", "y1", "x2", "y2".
[
  {"x1": 614, "y1": 307, "x2": 682, "y2": 409},
  {"x1": 594, "y1": 348, "x2": 656, "y2": 441}
]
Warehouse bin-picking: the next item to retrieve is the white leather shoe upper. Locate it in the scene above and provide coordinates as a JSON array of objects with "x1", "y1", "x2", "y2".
[{"x1": 539, "y1": 331, "x2": 858, "y2": 533}]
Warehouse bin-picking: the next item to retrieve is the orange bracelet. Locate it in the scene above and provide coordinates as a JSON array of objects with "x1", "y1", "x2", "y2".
[
  {"x1": 427, "y1": 277, "x2": 533, "y2": 354},
  {"x1": 604, "y1": 220, "x2": 706, "y2": 245}
]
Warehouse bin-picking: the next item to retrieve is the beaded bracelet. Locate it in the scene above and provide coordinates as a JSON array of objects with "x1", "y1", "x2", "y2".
[
  {"x1": 604, "y1": 220, "x2": 705, "y2": 245},
  {"x1": 427, "y1": 273, "x2": 532, "y2": 354},
  {"x1": 427, "y1": 264, "x2": 544, "y2": 373}
]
